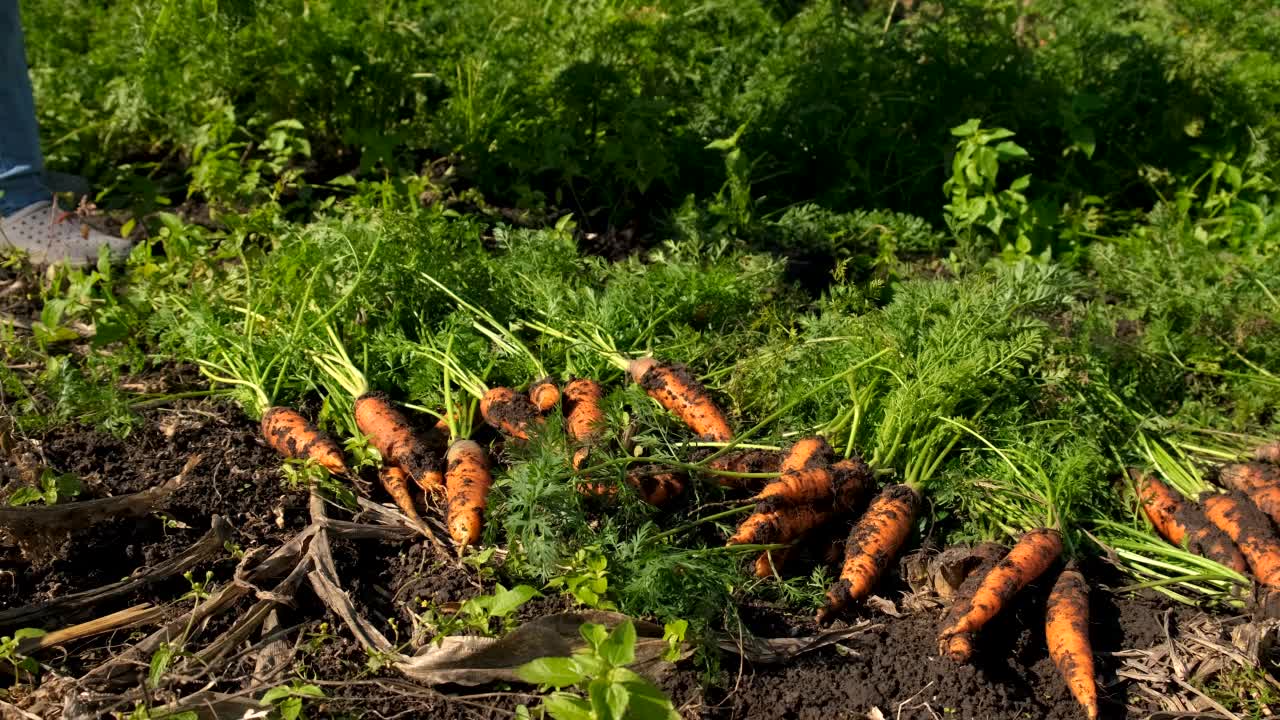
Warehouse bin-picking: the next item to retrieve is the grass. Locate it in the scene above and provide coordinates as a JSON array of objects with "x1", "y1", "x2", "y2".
[{"x1": 4, "y1": 0, "x2": 1280, "y2": 714}]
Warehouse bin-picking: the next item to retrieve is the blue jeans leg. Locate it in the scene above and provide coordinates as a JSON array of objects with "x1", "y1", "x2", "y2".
[{"x1": 0, "y1": 1, "x2": 49, "y2": 217}]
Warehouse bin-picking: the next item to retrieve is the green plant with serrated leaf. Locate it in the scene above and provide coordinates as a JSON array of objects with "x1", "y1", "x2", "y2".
[
  {"x1": 546, "y1": 548, "x2": 617, "y2": 610},
  {"x1": 7, "y1": 468, "x2": 82, "y2": 507},
  {"x1": 516, "y1": 620, "x2": 679, "y2": 720},
  {"x1": 943, "y1": 119, "x2": 1044, "y2": 260},
  {"x1": 421, "y1": 583, "x2": 539, "y2": 641}
]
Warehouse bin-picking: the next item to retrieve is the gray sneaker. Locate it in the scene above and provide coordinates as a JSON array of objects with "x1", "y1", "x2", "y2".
[{"x1": 0, "y1": 200, "x2": 133, "y2": 268}]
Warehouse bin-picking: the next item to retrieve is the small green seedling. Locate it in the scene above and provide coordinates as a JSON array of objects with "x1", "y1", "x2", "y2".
[
  {"x1": 260, "y1": 680, "x2": 326, "y2": 720},
  {"x1": 7, "y1": 468, "x2": 82, "y2": 506},
  {"x1": 516, "y1": 620, "x2": 679, "y2": 720}
]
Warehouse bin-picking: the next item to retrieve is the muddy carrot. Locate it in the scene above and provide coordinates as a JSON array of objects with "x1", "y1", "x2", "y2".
[
  {"x1": 728, "y1": 504, "x2": 832, "y2": 546},
  {"x1": 754, "y1": 546, "x2": 793, "y2": 579},
  {"x1": 354, "y1": 392, "x2": 434, "y2": 479},
  {"x1": 564, "y1": 378, "x2": 605, "y2": 470},
  {"x1": 936, "y1": 542, "x2": 1007, "y2": 662},
  {"x1": 445, "y1": 439, "x2": 492, "y2": 549},
  {"x1": 938, "y1": 528, "x2": 1063, "y2": 656},
  {"x1": 626, "y1": 465, "x2": 687, "y2": 506},
  {"x1": 260, "y1": 407, "x2": 347, "y2": 476},
  {"x1": 754, "y1": 437, "x2": 834, "y2": 506},
  {"x1": 479, "y1": 387, "x2": 542, "y2": 441},
  {"x1": 629, "y1": 358, "x2": 733, "y2": 441},
  {"x1": 1134, "y1": 469, "x2": 1247, "y2": 573},
  {"x1": 1046, "y1": 565, "x2": 1098, "y2": 720},
  {"x1": 529, "y1": 378, "x2": 561, "y2": 413},
  {"x1": 1201, "y1": 490, "x2": 1280, "y2": 587},
  {"x1": 379, "y1": 465, "x2": 422, "y2": 523},
  {"x1": 817, "y1": 483, "x2": 921, "y2": 623},
  {"x1": 1255, "y1": 440, "x2": 1280, "y2": 465},
  {"x1": 706, "y1": 449, "x2": 784, "y2": 491},
  {"x1": 1218, "y1": 462, "x2": 1280, "y2": 527}
]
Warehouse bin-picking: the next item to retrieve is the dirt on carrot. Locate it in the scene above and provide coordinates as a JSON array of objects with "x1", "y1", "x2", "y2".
[
  {"x1": 625, "y1": 464, "x2": 687, "y2": 506},
  {"x1": 480, "y1": 387, "x2": 542, "y2": 441},
  {"x1": 818, "y1": 483, "x2": 921, "y2": 623},
  {"x1": 260, "y1": 406, "x2": 347, "y2": 475},
  {"x1": 1200, "y1": 490, "x2": 1280, "y2": 587},
  {"x1": 1136, "y1": 470, "x2": 1248, "y2": 573},
  {"x1": 1217, "y1": 462, "x2": 1280, "y2": 526},
  {"x1": 445, "y1": 439, "x2": 492, "y2": 548},
  {"x1": 631, "y1": 358, "x2": 733, "y2": 442},
  {"x1": 354, "y1": 391, "x2": 435, "y2": 480},
  {"x1": 703, "y1": 449, "x2": 784, "y2": 491}
]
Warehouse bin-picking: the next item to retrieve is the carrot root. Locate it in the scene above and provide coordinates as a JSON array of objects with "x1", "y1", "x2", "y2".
[
  {"x1": 937, "y1": 527, "x2": 1062, "y2": 653},
  {"x1": 1046, "y1": 565, "x2": 1098, "y2": 720},
  {"x1": 1218, "y1": 462, "x2": 1280, "y2": 528},
  {"x1": 629, "y1": 358, "x2": 733, "y2": 442},
  {"x1": 1201, "y1": 491, "x2": 1280, "y2": 587},
  {"x1": 261, "y1": 407, "x2": 347, "y2": 476},
  {"x1": 480, "y1": 387, "x2": 542, "y2": 441},
  {"x1": 1135, "y1": 469, "x2": 1247, "y2": 573},
  {"x1": 817, "y1": 483, "x2": 920, "y2": 623},
  {"x1": 529, "y1": 378, "x2": 561, "y2": 414},
  {"x1": 379, "y1": 465, "x2": 422, "y2": 523},
  {"x1": 354, "y1": 392, "x2": 432, "y2": 480},
  {"x1": 445, "y1": 439, "x2": 492, "y2": 549}
]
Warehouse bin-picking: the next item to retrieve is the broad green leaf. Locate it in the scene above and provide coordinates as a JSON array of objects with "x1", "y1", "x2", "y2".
[
  {"x1": 516, "y1": 657, "x2": 586, "y2": 688},
  {"x1": 995, "y1": 141, "x2": 1029, "y2": 160},
  {"x1": 598, "y1": 620, "x2": 636, "y2": 668},
  {"x1": 606, "y1": 682, "x2": 631, "y2": 720},
  {"x1": 7, "y1": 488, "x2": 43, "y2": 506},
  {"x1": 951, "y1": 118, "x2": 981, "y2": 136},
  {"x1": 489, "y1": 585, "x2": 538, "y2": 617},
  {"x1": 571, "y1": 651, "x2": 608, "y2": 677},
  {"x1": 148, "y1": 643, "x2": 174, "y2": 689},
  {"x1": 579, "y1": 622, "x2": 608, "y2": 650},
  {"x1": 292, "y1": 683, "x2": 325, "y2": 699},
  {"x1": 1009, "y1": 175, "x2": 1031, "y2": 192},
  {"x1": 279, "y1": 695, "x2": 303, "y2": 720},
  {"x1": 588, "y1": 677, "x2": 613, "y2": 719},
  {"x1": 12, "y1": 628, "x2": 45, "y2": 642},
  {"x1": 543, "y1": 692, "x2": 595, "y2": 720},
  {"x1": 260, "y1": 686, "x2": 293, "y2": 705}
]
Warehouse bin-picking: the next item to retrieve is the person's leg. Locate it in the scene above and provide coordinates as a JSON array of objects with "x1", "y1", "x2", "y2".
[{"x1": 0, "y1": 0, "x2": 49, "y2": 217}]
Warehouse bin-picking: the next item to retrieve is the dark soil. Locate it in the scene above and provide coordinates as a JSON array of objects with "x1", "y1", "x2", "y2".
[{"x1": 0, "y1": 402, "x2": 1244, "y2": 719}]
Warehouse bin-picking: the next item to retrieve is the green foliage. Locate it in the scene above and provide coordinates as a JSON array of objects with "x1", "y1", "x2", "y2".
[
  {"x1": 546, "y1": 548, "x2": 618, "y2": 611},
  {"x1": 517, "y1": 620, "x2": 679, "y2": 720},
  {"x1": 7, "y1": 468, "x2": 82, "y2": 506},
  {"x1": 260, "y1": 681, "x2": 326, "y2": 720},
  {"x1": 421, "y1": 583, "x2": 539, "y2": 641},
  {"x1": 0, "y1": 629, "x2": 44, "y2": 687}
]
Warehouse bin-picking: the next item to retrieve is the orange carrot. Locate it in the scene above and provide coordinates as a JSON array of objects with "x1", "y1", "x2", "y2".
[
  {"x1": 479, "y1": 387, "x2": 542, "y2": 441},
  {"x1": 354, "y1": 392, "x2": 434, "y2": 480},
  {"x1": 1218, "y1": 462, "x2": 1280, "y2": 527},
  {"x1": 445, "y1": 439, "x2": 492, "y2": 549},
  {"x1": 1134, "y1": 470, "x2": 1247, "y2": 573},
  {"x1": 728, "y1": 504, "x2": 832, "y2": 546},
  {"x1": 626, "y1": 465, "x2": 687, "y2": 506},
  {"x1": 817, "y1": 484, "x2": 920, "y2": 623},
  {"x1": 564, "y1": 378, "x2": 605, "y2": 470},
  {"x1": 1201, "y1": 490, "x2": 1280, "y2": 587},
  {"x1": 754, "y1": 546, "x2": 793, "y2": 579},
  {"x1": 938, "y1": 528, "x2": 1063, "y2": 658},
  {"x1": 936, "y1": 542, "x2": 1008, "y2": 661},
  {"x1": 379, "y1": 465, "x2": 422, "y2": 523},
  {"x1": 529, "y1": 378, "x2": 561, "y2": 413},
  {"x1": 1046, "y1": 565, "x2": 1098, "y2": 720},
  {"x1": 706, "y1": 449, "x2": 784, "y2": 491},
  {"x1": 629, "y1": 358, "x2": 732, "y2": 441},
  {"x1": 260, "y1": 407, "x2": 347, "y2": 476},
  {"x1": 754, "y1": 437, "x2": 834, "y2": 506},
  {"x1": 1255, "y1": 440, "x2": 1280, "y2": 465}
]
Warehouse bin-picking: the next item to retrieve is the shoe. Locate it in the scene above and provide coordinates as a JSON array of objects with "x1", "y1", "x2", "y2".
[{"x1": 0, "y1": 200, "x2": 133, "y2": 268}]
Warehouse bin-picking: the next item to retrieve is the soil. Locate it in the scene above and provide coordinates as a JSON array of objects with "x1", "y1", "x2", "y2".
[{"x1": 0, "y1": 401, "x2": 1263, "y2": 719}]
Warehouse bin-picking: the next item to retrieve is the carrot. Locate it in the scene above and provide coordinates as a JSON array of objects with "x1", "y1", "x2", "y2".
[
  {"x1": 754, "y1": 437, "x2": 834, "y2": 506},
  {"x1": 354, "y1": 392, "x2": 434, "y2": 480},
  {"x1": 564, "y1": 378, "x2": 605, "y2": 470},
  {"x1": 379, "y1": 465, "x2": 422, "y2": 523},
  {"x1": 479, "y1": 387, "x2": 542, "y2": 441},
  {"x1": 754, "y1": 546, "x2": 793, "y2": 579},
  {"x1": 1134, "y1": 469, "x2": 1247, "y2": 573},
  {"x1": 260, "y1": 407, "x2": 347, "y2": 476},
  {"x1": 529, "y1": 378, "x2": 561, "y2": 413},
  {"x1": 1218, "y1": 462, "x2": 1280, "y2": 526},
  {"x1": 626, "y1": 465, "x2": 687, "y2": 506},
  {"x1": 728, "y1": 504, "x2": 832, "y2": 546},
  {"x1": 938, "y1": 528, "x2": 1063, "y2": 657},
  {"x1": 1201, "y1": 490, "x2": 1280, "y2": 587},
  {"x1": 1045, "y1": 565, "x2": 1098, "y2": 720},
  {"x1": 705, "y1": 449, "x2": 784, "y2": 491},
  {"x1": 629, "y1": 358, "x2": 733, "y2": 441},
  {"x1": 445, "y1": 439, "x2": 492, "y2": 549},
  {"x1": 1255, "y1": 440, "x2": 1280, "y2": 465},
  {"x1": 817, "y1": 484, "x2": 920, "y2": 623},
  {"x1": 936, "y1": 542, "x2": 1008, "y2": 661}
]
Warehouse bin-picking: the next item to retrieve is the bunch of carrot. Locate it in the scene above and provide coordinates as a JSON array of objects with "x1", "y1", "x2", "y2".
[{"x1": 1135, "y1": 435, "x2": 1280, "y2": 591}]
